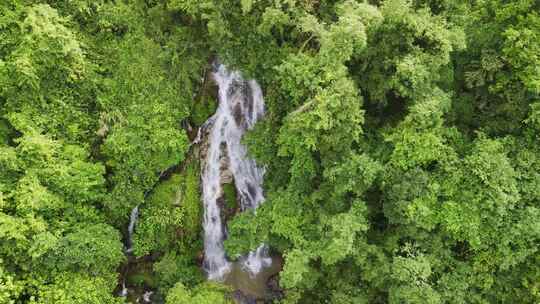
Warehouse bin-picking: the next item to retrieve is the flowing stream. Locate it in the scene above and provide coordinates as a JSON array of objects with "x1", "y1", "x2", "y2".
[{"x1": 202, "y1": 64, "x2": 272, "y2": 281}]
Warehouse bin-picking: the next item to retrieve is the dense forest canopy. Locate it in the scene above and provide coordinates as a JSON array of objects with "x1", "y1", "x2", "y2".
[{"x1": 0, "y1": 0, "x2": 539, "y2": 303}]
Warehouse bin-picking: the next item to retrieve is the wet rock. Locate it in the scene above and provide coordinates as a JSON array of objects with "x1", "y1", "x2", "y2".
[
  {"x1": 228, "y1": 79, "x2": 255, "y2": 130},
  {"x1": 219, "y1": 142, "x2": 233, "y2": 184},
  {"x1": 199, "y1": 126, "x2": 238, "y2": 226},
  {"x1": 220, "y1": 166, "x2": 233, "y2": 184},
  {"x1": 243, "y1": 84, "x2": 254, "y2": 122},
  {"x1": 233, "y1": 103, "x2": 244, "y2": 126},
  {"x1": 264, "y1": 274, "x2": 284, "y2": 302},
  {"x1": 198, "y1": 126, "x2": 212, "y2": 170},
  {"x1": 232, "y1": 290, "x2": 258, "y2": 304},
  {"x1": 216, "y1": 196, "x2": 225, "y2": 209},
  {"x1": 141, "y1": 291, "x2": 153, "y2": 303}
]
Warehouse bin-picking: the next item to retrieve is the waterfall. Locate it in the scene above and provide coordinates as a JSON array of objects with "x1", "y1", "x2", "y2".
[
  {"x1": 119, "y1": 205, "x2": 139, "y2": 298},
  {"x1": 126, "y1": 205, "x2": 139, "y2": 253},
  {"x1": 202, "y1": 64, "x2": 271, "y2": 281}
]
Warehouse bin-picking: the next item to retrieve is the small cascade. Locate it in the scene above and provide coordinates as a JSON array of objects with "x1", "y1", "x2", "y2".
[
  {"x1": 142, "y1": 291, "x2": 154, "y2": 302},
  {"x1": 119, "y1": 282, "x2": 128, "y2": 297},
  {"x1": 126, "y1": 205, "x2": 139, "y2": 253},
  {"x1": 201, "y1": 63, "x2": 271, "y2": 281},
  {"x1": 119, "y1": 205, "x2": 139, "y2": 298},
  {"x1": 242, "y1": 245, "x2": 272, "y2": 275}
]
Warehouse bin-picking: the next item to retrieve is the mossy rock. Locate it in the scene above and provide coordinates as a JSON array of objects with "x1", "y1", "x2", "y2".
[
  {"x1": 126, "y1": 260, "x2": 157, "y2": 289},
  {"x1": 133, "y1": 160, "x2": 202, "y2": 257},
  {"x1": 147, "y1": 174, "x2": 184, "y2": 208},
  {"x1": 181, "y1": 161, "x2": 202, "y2": 239},
  {"x1": 153, "y1": 252, "x2": 204, "y2": 291},
  {"x1": 128, "y1": 271, "x2": 157, "y2": 289},
  {"x1": 144, "y1": 160, "x2": 202, "y2": 230},
  {"x1": 222, "y1": 183, "x2": 238, "y2": 212},
  {"x1": 191, "y1": 97, "x2": 217, "y2": 126}
]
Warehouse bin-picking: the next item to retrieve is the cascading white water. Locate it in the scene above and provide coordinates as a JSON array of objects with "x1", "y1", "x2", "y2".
[
  {"x1": 119, "y1": 205, "x2": 139, "y2": 297},
  {"x1": 202, "y1": 64, "x2": 271, "y2": 280},
  {"x1": 126, "y1": 205, "x2": 139, "y2": 253}
]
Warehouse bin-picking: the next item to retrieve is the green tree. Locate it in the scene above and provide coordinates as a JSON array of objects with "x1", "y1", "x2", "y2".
[{"x1": 166, "y1": 281, "x2": 232, "y2": 304}]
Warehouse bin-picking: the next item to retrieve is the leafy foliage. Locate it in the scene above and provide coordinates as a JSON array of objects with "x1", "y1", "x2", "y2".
[
  {"x1": 165, "y1": 281, "x2": 232, "y2": 304},
  {"x1": 1, "y1": 0, "x2": 539, "y2": 303}
]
